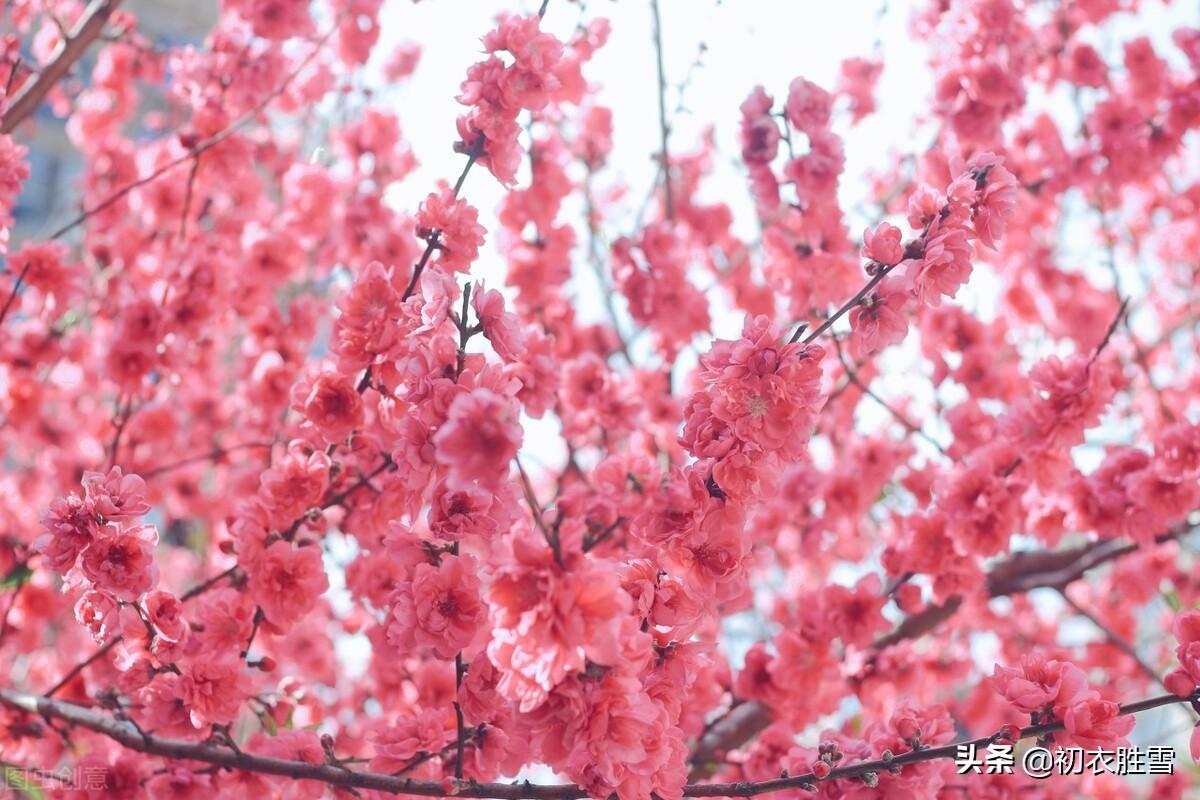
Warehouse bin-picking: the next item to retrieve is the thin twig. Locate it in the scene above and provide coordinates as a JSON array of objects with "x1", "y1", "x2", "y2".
[
  {"x1": 401, "y1": 152, "x2": 479, "y2": 301},
  {"x1": 46, "y1": 565, "x2": 239, "y2": 697},
  {"x1": 649, "y1": 0, "x2": 673, "y2": 220},
  {"x1": 515, "y1": 457, "x2": 560, "y2": 564},
  {"x1": 832, "y1": 336, "x2": 947, "y2": 455},
  {"x1": 454, "y1": 653, "x2": 466, "y2": 779},
  {"x1": 1058, "y1": 588, "x2": 1197, "y2": 721},
  {"x1": 140, "y1": 440, "x2": 276, "y2": 479},
  {"x1": 0, "y1": 262, "x2": 31, "y2": 328}
]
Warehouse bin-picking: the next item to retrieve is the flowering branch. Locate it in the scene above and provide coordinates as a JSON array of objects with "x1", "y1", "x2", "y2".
[
  {"x1": 691, "y1": 520, "x2": 1197, "y2": 770},
  {"x1": 0, "y1": 0, "x2": 124, "y2": 134},
  {"x1": 402, "y1": 0, "x2": 554, "y2": 302},
  {"x1": 1, "y1": 687, "x2": 1193, "y2": 798},
  {"x1": 41, "y1": 18, "x2": 341, "y2": 244}
]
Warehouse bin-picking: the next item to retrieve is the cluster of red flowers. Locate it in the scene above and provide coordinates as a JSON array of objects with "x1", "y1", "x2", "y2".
[
  {"x1": 2, "y1": 0, "x2": 1200, "y2": 798},
  {"x1": 991, "y1": 654, "x2": 1135, "y2": 749}
]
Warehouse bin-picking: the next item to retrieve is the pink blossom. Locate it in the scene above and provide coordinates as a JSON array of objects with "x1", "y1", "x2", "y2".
[
  {"x1": 427, "y1": 479, "x2": 499, "y2": 540},
  {"x1": 1061, "y1": 697, "x2": 1135, "y2": 749},
  {"x1": 8, "y1": 242, "x2": 78, "y2": 306},
  {"x1": 488, "y1": 530, "x2": 628, "y2": 711},
  {"x1": 75, "y1": 590, "x2": 120, "y2": 641},
  {"x1": 292, "y1": 369, "x2": 364, "y2": 443},
  {"x1": 145, "y1": 590, "x2": 188, "y2": 644},
  {"x1": 962, "y1": 152, "x2": 1019, "y2": 250},
  {"x1": 989, "y1": 654, "x2": 1091, "y2": 716},
  {"x1": 258, "y1": 447, "x2": 331, "y2": 523},
  {"x1": 416, "y1": 187, "x2": 487, "y2": 274},
  {"x1": 848, "y1": 275, "x2": 909, "y2": 358},
  {"x1": 333, "y1": 261, "x2": 405, "y2": 370},
  {"x1": 36, "y1": 492, "x2": 99, "y2": 573},
  {"x1": 383, "y1": 42, "x2": 421, "y2": 82},
  {"x1": 822, "y1": 574, "x2": 890, "y2": 648},
  {"x1": 739, "y1": 86, "x2": 780, "y2": 165},
  {"x1": 386, "y1": 553, "x2": 486, "y2": 659},
  {"x1": 370, "y1": 709, "x2": 454, "y2": 772},
  {"x1": 906, "y1": 223, "x2": 974, "y2": 305},
  {"x1": 433, "y1": 388, "x2": 522, "y2": 488},
  {"x1": 561, "y1": 673, "x2": 687, "y2": 800},
  {"x1": 247, "y1": 541, "x2": 329, "y2": 628},
  {"x1": 473, "y1": 285, "x2": 526, "y2": 361},
  {"x1": 862, "y1": 222, "x2": 904, "y2": 266},
  {"x1": 179, "y1": 659, "x2": 244, "y2": 727},
  {"x1": 80, "y1": 525, "x2": 159, "y2": 601},
  {"x1": 82, "y1": 466, "x2": 150, "y2": 521},
  {"x1": 784, "y1": 77, "x2": 833, "y2": 133}
]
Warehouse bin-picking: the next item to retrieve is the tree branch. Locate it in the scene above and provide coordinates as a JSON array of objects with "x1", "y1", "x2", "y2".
[
  {"x1": 0, "y1": 0, "x2": 124, "y2": 135},
  {"x1": 39, "y1": 17, "x2": 340, "y2": 245},
  {"x1": 649, "y1": 0, "x2": 673, "y2": 220},
  {"x1": 831, "y1": 336, "x2": 947, "y2": 455},
  {"x1": 0, "y1": 688, "x2": 1191, "y2": 798},
  {"x1": 690, "y1": 521, "x2": 1195, "y2": 770}
]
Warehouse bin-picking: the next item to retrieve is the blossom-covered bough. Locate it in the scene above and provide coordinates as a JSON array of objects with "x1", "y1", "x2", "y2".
[{"x1": 1, "y1": 0, "x2": 1200, "y2": 798}]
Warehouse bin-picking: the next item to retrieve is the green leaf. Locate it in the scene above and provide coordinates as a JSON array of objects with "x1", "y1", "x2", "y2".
[
  {"x1": 264, "y1": 714, "x2": 278, "y2": 736},
  {"x1": 0, "y1": 564, "x2": 32, "y2": 591},
  {"x1": 1164, "y1": 587, "x2": 1182, "y2": 612}
]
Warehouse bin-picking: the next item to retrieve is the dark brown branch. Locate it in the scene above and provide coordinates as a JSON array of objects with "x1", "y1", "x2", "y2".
[
  {"x1": 0, "y1": 688, "x2": 1191, "y2": 798},
  {"x1": 401, "y1": 152, "x2": 479, "y2": 302},
  {"x1": 0, "y1": 0, "x2": 125, "y2": 134},
  {"x1": 691, "y1": 521, "x2": 1195, "y2": 769}
]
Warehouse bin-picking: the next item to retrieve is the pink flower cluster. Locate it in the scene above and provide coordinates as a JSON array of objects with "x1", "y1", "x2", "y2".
[
  {"x1": 457, "y1": 14, "x2": 565, "y2": 185},
  {"x1": 784, "y1": 704, "x2": 956, "y2": 797},
  {"x1": 36, "y1": 467, "x2": 156, "y2": 600},
  {"x1": 681, "y1": 314, "x2": 825, "y2": 503},
  {"x1": 0, "y1": 133, "x2": 29, "y2": 254},
  {"x1": 612, "y1": 223, "x2": 712, "y2": 360},
  {"x1": 990, "y1": 654, "x2": 1135, "y2": 749},
  {"x1": 850, "y1": 152, "x2": 1019, "y2": 358},
  {"x1": 7, "y1": 2, "x2": 1200, "y2": 798},
  {"x1": 1166, "y1": 611, "x2": 1200, "y2": 760},
  {"x1": 1070, "y1": 421, "x2": 1200, "y2": 544},
  {"x1": 385, "y1": 542, "x2": 486, "y2": 660}
]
